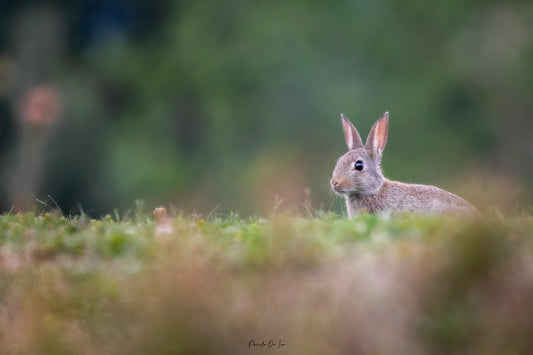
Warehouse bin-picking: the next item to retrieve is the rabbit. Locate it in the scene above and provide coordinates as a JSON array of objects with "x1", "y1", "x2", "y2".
[{"x1": 330, "y1": 112, "x2": 478, "y2": 217}]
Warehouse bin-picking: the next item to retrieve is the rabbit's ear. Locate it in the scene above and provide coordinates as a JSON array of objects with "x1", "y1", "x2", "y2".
[
  {"x1": 366, "y1": 112, "x2": 389, "y2": 159},
  {"x1": 341, "y1": 114, "x2": 363, "y2": 150}
]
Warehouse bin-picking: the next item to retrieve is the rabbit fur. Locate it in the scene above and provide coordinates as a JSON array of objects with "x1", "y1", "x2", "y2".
[{"x1": 330, "y1": 112, "x2": 477, "y2": 217}]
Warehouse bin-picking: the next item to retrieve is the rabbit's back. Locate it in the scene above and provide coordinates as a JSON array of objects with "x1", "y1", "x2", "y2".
[{"x1": 348, "y1": 179, "x2": 476, "y2": 216}]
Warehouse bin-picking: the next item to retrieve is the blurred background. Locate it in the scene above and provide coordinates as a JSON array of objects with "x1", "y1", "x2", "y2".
[{"x1": 0, "y1": 0, "x2": 532, "y2": 217}]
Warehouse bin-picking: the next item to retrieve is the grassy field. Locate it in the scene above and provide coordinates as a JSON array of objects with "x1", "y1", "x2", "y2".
[{"x1": 1, "y1": 209, "x2": 533, "y2": 354}]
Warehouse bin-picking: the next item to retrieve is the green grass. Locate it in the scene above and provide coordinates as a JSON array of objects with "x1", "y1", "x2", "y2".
[{"x1": 1, "y1": 211, "x2": 533, "y2": 354}]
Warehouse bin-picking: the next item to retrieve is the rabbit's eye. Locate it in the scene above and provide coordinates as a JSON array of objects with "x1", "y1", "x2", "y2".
[{"x1": 354, "y1": 160, "x2": 364, "y2": 171}]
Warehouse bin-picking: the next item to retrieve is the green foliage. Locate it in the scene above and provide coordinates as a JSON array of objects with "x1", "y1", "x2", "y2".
[
  {"x1": 1, "y1": 212, "x2": 533, "y2": 354},
  {"x1": 12, "y1": 0, "x2": 527, "y2": 215}
]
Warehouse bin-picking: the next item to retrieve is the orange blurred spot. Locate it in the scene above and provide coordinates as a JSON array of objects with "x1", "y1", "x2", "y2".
[{"x1": 19, "y1": 84, "x2": 62, "y2": 128}]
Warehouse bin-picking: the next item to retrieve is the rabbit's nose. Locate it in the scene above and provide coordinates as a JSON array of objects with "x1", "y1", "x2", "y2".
[{"x1": 330, "y1": 178, "x2": 340, "y2": 188}]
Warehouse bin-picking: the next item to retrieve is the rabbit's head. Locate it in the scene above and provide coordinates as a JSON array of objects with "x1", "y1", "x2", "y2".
[{"x1": 331, "y1": 112, "x2": 389, "y2": 196}]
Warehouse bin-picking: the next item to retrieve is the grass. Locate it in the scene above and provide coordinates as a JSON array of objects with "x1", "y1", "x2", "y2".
[{"x1": 1, "y1": 210, "x2": 533, "y2": 354}]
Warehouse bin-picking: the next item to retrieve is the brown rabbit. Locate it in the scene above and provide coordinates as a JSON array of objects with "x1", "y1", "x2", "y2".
[{"x1": 330, "y1": 112, "x2": 477, "y2": 217}]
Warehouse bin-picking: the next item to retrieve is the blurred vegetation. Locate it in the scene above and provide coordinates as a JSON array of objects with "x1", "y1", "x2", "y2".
[
  {"x1": 1, "y1": 211, "x2": 533, "y2": 354},
  {"x1": 0, "y1": 0, "x2": 532, "y2": 216}
]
